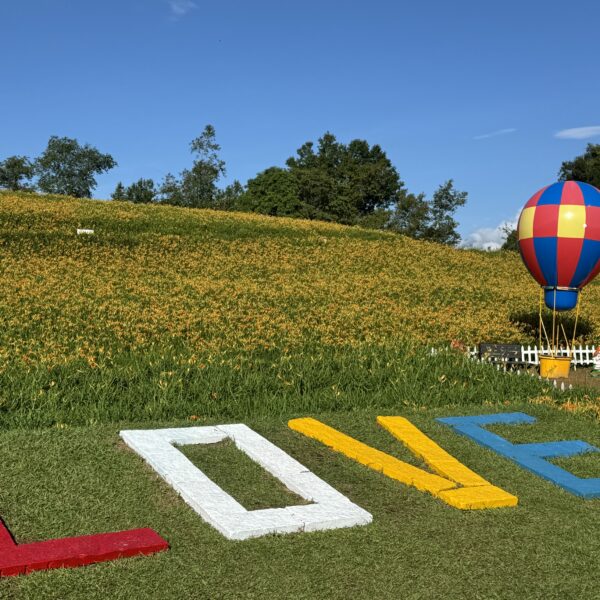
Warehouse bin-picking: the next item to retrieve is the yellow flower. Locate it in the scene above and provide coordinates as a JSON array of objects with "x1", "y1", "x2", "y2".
[{"x1": 1, "y1": 190, "x2": 599, "y2": 368}]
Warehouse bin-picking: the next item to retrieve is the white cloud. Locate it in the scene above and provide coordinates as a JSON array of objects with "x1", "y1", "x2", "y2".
[
  {"x1": 473, "y1": 128, "x2": 517, "y2": 141},
  {"x1": 169, "y1": 0, "x2": 197, "y2": 17},
  {"x1": 463, "y1": 216, "x2": 518, "y2": 251},
  {"x1": 555, "y1": 126, "x2": 600, "y2": 140}
]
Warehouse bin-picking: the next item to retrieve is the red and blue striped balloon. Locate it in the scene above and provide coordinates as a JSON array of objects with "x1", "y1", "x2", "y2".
[{"x1": 517, "y1": 181, "x2": 600, "y2": 310}]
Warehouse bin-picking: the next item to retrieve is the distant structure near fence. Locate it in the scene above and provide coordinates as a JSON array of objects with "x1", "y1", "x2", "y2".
[{"x1": 468, "y1": 344, "x2": 596, "y2": 367}]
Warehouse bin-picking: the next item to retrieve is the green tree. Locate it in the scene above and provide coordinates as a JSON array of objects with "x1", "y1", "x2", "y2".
[
  {"x1": 113, "y1": 178, "x2": 157, "y2": 203},
  {"x1": 35, "y1": 136, "x2": 116, "y2": 198},
  {"x1": 158, "y1": 173, "x2": 184, "y2": 205},
  {"x1": 239, "y1": 132, "x2": 467, "y2": 240},
  {"x1": 239, "y1": 167, "x2": 307, "y2": 217},
  {"x1": 559, "y1": 144, "x2": 600, "y2": 188},
  {"x1": 161, "y1": 125, "x2": 226, "y2": 208},
  {"x1": 111, "y1": 182, "x2": 126, "y2": 200},
  {"x1": 388, "y1": 180, "x2": 468, "y2": 245},
  {"x1": 285, "y1": 132, "x2": 405, "y2": 224},
  {"x1": 387, "y1": 192, "x2": 430, "y2": 239},
  {"x1": 356, "y1": 207, "x2": 393, "y2": 230},
  {"x1": 0, "y1": 155, "x2": 35, "y2": 191},
  {"x1": 215, "y1": 180, "x2": 245, "y2": 211},
  {"x1": 425, "y1": 180, "x2": 467, "y2": 245},
  {"x1": 502, "y1": 226, "x2": 519, "y2": 251}
]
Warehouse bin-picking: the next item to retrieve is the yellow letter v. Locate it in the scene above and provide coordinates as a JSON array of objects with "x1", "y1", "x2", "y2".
[{"x1": 288, "y1": 417, "x2": 517, "y2": 510}]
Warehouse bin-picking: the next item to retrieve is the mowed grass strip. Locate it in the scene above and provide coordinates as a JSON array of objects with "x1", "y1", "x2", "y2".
[{"x1": 2, "y1": 403, "x2": 600, "y2": 600}]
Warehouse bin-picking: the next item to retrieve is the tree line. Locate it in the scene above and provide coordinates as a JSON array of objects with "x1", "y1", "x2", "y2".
[
  {"x1": 4, "y1": 127, "x2": 595, "y2": 249},
  {"x1": 0, "y1": 126, "x2": 469, "y2": 245}
]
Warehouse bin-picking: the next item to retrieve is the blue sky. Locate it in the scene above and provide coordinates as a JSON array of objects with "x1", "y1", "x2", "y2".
[{"x1": 2, "y1": 0, "x2": 600, "y2": 246}]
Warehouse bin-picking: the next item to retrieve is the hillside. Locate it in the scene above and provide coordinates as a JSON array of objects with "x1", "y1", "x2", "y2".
[
  {"x1": 3, "y1": 191, "x2": 595, "y2": 356},
  {"x1": 0, "y1": 191, "x2": 587, "y2": 427}
]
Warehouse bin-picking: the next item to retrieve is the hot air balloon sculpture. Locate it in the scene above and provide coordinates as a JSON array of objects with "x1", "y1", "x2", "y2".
[{"x1": 517, "y1": 180, "x2": 600, "y2": 377}]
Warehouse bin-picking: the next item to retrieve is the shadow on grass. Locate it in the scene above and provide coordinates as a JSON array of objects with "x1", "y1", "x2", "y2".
[{"x1": 509, "y1": 309, "x2": 594, "y2": 342}]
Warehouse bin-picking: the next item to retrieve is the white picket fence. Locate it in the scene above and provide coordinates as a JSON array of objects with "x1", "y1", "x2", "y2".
[{"x1": 468, "y1": 345, "x2": 597, "y2": 366}]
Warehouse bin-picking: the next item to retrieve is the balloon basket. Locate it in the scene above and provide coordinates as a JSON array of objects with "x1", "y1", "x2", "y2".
[{"x1": 539, "y1": 356, "x2": 571, "y2": 379}]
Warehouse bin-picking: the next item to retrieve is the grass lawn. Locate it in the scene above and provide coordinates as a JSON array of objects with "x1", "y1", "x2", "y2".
[{"x1": 2, "y1": 402, "x2": 600, "y2": 599}]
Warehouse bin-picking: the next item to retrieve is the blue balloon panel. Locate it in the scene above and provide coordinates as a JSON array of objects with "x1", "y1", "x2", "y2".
[
  {"x1": 543, "y1": 288, "x2": 578, "y2": 311},
  {"x1": 533, "y1": 237, "x2": 558, "y2": 286},
  {"x1": 570, "y1": 239, "x2": 600, "y2": 288}
]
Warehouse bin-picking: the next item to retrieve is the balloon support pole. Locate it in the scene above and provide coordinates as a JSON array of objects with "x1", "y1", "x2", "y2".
[{"x1": 538, "y1": 288, "x2": 581, "y2": 379}]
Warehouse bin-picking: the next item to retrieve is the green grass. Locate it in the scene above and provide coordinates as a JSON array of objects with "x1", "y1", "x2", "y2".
[
  {"x1": 2, "y1": 403, "x2": 600, "y2": 599},
  {"x1": 181, "y1": 439, "x2": 308, "y2": 510},
  {"x1": 0, "y1": 344, "x2": 578, "y2": 429}
]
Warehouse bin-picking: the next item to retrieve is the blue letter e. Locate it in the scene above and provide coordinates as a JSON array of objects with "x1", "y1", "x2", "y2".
[{"x1": 438, "y1": 412, "x2": 600, "y2": 498}]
